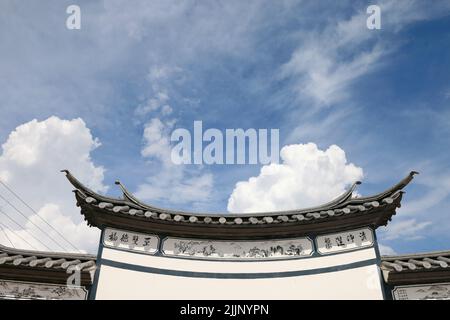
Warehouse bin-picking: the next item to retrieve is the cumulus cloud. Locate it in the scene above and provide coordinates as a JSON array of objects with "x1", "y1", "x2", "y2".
[
  {"x1": 0, "y1": 117, "x2": 105, "y2": 253},
  {"x1": 227, "y1": 143, "x2": 363, "y2": 213},
  {"x1": 0, "y1": 204, "x2": 99, "y2": 253}
]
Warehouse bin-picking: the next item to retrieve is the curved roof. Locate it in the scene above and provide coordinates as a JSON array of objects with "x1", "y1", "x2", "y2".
[
  {"x1": 0, "y1": 244, "x2": 96, "y2": 286},
  {"x1": 382, "y1": 250, "x2": 450, "y2": 285},
  {"x1": 64, "y1": 170, "x2": 417, "y2": 238}
]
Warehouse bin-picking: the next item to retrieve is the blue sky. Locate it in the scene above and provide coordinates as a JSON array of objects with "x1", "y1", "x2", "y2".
[{"x1": 0, "y1": 0, "x2": 450, "y2": 254}]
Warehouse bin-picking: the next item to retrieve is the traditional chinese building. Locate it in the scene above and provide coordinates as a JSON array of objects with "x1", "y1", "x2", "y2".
[{"x1": 1, "y1": 170, "x2": 449, "y2": 300}]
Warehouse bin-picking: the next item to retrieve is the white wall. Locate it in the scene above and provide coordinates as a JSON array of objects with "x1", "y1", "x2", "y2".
[{"x1": 93, "y1": 246, "x2": 384, "y2": 300}]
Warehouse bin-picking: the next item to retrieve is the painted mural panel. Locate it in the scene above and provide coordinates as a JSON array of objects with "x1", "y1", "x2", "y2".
[
  {"x1": 0, "y1": 279, "x2": 87, "y2": 300},
  {"x1": 103, "y1": 228, "x2": 159, "y2": 254},
  {"x1": 162, "y1": 237, "x2": 313, "y2": 260},
  {"x1": 316, "y1": 228, "x2": 374, "y2": 255},
  {"x1": 392, "y1": 283, "x2": 450, "y2": 300}
]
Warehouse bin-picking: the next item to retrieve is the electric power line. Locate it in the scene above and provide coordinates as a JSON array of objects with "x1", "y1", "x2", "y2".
[
  {"x1": 0, "y1": 220, "x2": 38, "y2": 250},
  {"x1": 0, "y1": 192, "x2": 70, "y2": 252},
  {"x1": 0, "y1": 206, "x2": 53, "y2": 251},
  {"x1": 0, "y1": 223, "x2": 15, "y2": 248},
  {"x1": 0, "y1": 180, "x2": 81, "y2": 253}
]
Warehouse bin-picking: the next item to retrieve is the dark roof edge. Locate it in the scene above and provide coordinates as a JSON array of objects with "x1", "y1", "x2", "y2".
[
  {"x1": 63, "y1": 170, "x2": 417, "y2": 217},
  {"x1": 114, "y1": 178, "x2": 362, "y2": 217},
  {"x1": 61, "y1": 169, "x2": 125, "y2": 205},
  {"x1": 0, "y1": 243, "x2": 96, "y2": 261},
  {"x1": 382, "y1": 249, "x2": 450, "y2": 261}
]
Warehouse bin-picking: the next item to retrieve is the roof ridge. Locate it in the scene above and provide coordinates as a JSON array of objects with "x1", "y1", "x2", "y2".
[
  {"x1": 382, "y1": 249, "x2": 450, "y2": 260},
  {"x1": 0, "y1": 243, "x2": 96, "y2": 260},
  {"x1": 63, "y1": 170, "x2": 417, "y2": 217}
]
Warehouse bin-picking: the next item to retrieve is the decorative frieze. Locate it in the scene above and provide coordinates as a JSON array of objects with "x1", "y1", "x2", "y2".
[
  {"x1": 0, "y1": 280, "x2": 87, "y2": 300},
  {"x1": 162, "y1": 237, "x2": 313, "y2": 260},
  {"x1": 316, "y1": 228, "x2": 374, "y2": 255},
  {"x1": 392, "y1": 283, "x2": 450, "y2": 300},
  {"x1": 102, "y1": 227, "x2": 375, "y2": 259},
  {"x1": 103, "y1": 228, "x2": 159, "y2": 254}
]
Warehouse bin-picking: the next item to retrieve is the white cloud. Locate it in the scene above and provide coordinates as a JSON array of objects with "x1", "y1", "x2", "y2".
[
  {"x1": 227, "y1": 143, "x2": 363, "y2": 213},
  {"x1": 280, "y1": 34, "x2": 385, "y2": 107},
  {"x1": 280, "y1": 0, "x2": 450, "y2": 108},
  {"x1": 378, "y1": 243, "x2": 397, "y2": 256},
  {"x1": 136, "y1": 171, "x2": 214, "y2": 208},
  {"x1": 379, "y1": 219, "x2": 432, "y2": 241},
  {"x1": 0, "y1": 1, "x2": 267, "y2": 137},
  {"x1": 135, "y1": 91, "x2": 172, "y2": 117},
  {"x1": 132, "y1": 63, "x2": 215, "y2": 209},
  {"x1": 134, "y1": 65, "x2": 181, "y2": 118},
  {"x1": 279, "y1": 8, "x2": 384, "y2": 107},
  {"x1": 141, "y1": 118, "x2": 172, "y2": 162},
  {"x1": 0, "y1": 204, "x2": 99, "y2": 253},
  {"x1": 402, "y1": 187, "x2": 450, "y2": 216},
  {"x1": 0, "y1": 117, "x2": 105, "y2": 253},
  {"x1": 134, "y1": 65, "x2": 183, "y2": 122},
  {"x1": 372, "y1": 161, "x2": 450, "y2": 247},
  {"x1": 136, "y1": 116, "x2": 214, "y2": 209},
  {"x1": 391, "y1": 162, "x2": 450, "y2": 216}
]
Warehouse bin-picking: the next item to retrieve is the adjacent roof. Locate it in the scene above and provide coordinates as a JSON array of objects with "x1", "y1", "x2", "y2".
[
  {"x1": 0, "y1": 244, "x2": 96, "y2": 286},
  {"x1": 382, "y1": 250, "x2": 450, "y2": 285},
  {"x1": 64, "y1": 170, "x2": 417, "y2": 239}
]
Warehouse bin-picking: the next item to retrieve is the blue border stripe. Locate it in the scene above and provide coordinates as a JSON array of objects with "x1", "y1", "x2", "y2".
[
  {"x1": 88, "y1": 229, "x2": 104, "y2": 300},
  {"x1": 100, "y1": 258, "x2": 378, "y2": 279}
]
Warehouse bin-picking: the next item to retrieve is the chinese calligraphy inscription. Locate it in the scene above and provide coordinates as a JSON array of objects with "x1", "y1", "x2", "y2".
[
  {"x1": 316, "y1": 228, "x2": 374, "y2": 255},
  {"x1": 103, "y1": 228, "x2": 158, "y2": 254}
]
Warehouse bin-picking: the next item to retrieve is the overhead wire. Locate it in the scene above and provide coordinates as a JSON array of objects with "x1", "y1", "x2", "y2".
[
  {"x1": 0, "y1": 192, "x2": 70, "y2": 252},
  {"x1": 0, "y1": 219, "x2": 38, "y2": 250},
  {"x1": 0, "y1": 206, "x2": 53, "y2": 251},
  {"x1": 0, "y1": 180, "x2": 82, "y2": 253},
  {"x1": 0, "y1": 222, "x2": 15, "y2": 248}
]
